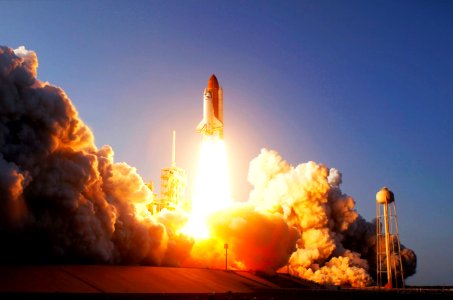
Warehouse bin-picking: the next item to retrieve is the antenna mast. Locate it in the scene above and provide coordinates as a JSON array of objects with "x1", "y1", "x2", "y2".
[{"x1": 172, "y1": 130, "x2": 176, "y2": 167}]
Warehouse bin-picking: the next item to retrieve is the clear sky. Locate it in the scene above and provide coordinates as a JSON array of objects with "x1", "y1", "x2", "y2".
[{"x1": 1, "y1": 0, "x2": 452, "y2": 285}]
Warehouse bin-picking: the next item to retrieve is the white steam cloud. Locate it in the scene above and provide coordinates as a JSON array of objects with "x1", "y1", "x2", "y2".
[{"x1": 246, "y1": 149, "x2": 416, "y2": 286}]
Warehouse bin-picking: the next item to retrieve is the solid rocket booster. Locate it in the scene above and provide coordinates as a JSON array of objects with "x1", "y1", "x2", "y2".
[{"x1": 196, "y1": 74, "x2": 224, "y2": 139}]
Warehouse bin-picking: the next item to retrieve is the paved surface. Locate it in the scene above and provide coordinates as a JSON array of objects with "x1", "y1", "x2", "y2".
[
  {"x1": 0, "y1": 266, "x2": 279, "y2": 293},
  {"x1": 0, "y1": 266, "x2": 451, "y2": 299}
]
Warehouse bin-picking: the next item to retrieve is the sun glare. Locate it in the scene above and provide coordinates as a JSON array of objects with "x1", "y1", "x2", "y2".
[{"x1": 182, "y1": 137, "x2": 232, "y2": 239}]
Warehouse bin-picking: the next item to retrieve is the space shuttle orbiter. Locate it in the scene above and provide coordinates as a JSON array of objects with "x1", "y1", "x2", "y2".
[{"x1": 196, "y1": 74, "x2": 224, "y2": 139}]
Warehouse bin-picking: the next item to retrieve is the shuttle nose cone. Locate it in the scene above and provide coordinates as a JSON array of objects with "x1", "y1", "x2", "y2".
[{"x1": 207, "y1": 74, "x2": 219, "y2": 89}]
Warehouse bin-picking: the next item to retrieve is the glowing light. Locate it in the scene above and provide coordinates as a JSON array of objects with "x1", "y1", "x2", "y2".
[{"x1": 182, "y1": 137, "x2": 232, "y2": 239}]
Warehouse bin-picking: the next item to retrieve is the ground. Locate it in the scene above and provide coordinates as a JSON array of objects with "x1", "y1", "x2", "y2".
[{"x1": 0, "y1": 266, "x2": 451, "y2": 299}]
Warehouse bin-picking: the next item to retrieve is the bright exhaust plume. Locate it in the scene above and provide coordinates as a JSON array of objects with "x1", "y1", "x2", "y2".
[{"x1": 182, "y1": 138, "x2": 232, "y2": 239}]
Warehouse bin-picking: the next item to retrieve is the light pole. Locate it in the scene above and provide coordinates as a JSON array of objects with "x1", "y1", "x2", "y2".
[{"x1": 224, "y1": 243, "x2": 228, "y2": 271}]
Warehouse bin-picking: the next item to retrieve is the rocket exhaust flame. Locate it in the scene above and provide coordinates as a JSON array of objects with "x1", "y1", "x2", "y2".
[
  {"x1": 183, "y1": 74, "x2": 231, "y2": 238},
  {"x1": 182, "y1": 137, "x2": 232, "y2": 239},
  {"x1": 0, "y1": 47, "x2": 416, "y2": 287}
]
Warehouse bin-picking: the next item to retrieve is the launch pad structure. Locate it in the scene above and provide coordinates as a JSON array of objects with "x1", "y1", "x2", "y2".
[{"x1": 149, "y1": 131, "x2": 188, "y2": 213}]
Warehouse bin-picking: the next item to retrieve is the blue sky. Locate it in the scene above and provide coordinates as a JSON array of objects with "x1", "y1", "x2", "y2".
[{"x1": 1, "y1": 0, "x2": 452, "y2": 285}]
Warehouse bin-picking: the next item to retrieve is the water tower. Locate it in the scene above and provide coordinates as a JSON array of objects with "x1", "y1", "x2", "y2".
[{"x1": 376, "y1": 187, "x2": 405, "y2": 288}]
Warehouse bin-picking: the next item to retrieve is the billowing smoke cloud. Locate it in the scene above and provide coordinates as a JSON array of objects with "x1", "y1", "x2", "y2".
[
  {"x1": 0, "y1": 46, "x2": 415, "y2": 287},
  {"x1": 246, "y1": 149, "x2": 416, "y2": 287},
  {"x1": 0, "y1": 45, "x2": 190, "y2": 264},
  {"x1": 184, "y1": 204, "x2": 299, "y2": 273}
]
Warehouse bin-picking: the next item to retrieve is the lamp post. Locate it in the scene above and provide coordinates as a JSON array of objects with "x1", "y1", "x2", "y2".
[{"x1": 224, "y1": 243, "x2": 228, "y2": 271}]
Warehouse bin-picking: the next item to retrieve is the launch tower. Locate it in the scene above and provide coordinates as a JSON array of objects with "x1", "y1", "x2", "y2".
[{"x1": 156, "y1": 131, "x2": 188, "y2": 212}]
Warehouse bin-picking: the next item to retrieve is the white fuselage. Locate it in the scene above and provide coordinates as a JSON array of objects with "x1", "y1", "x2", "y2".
[{"x1": 196, "y1": 88, "x2": 223, "y2": 138}]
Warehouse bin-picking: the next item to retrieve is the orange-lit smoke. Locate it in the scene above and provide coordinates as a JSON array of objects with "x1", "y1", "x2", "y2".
[
  {"x1": 0, "y1": 46, "x2": 416, "y2": 287},
  {"x1": 0, "y1": 46, "x2": 175, "y2": 264},
  {"x1": 182, "y1": 148, "x2": 416, "y2": 287},
  {"x1": 246, "y1": 149, "x2": 416, "y2": 287}
]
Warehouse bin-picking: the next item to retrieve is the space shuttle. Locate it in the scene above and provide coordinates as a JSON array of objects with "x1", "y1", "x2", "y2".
[{"x1": 196, "y1": 74, "x2": 224, "y2": 139}]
